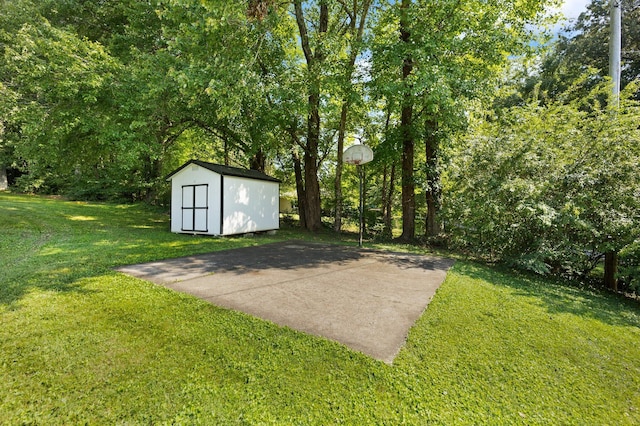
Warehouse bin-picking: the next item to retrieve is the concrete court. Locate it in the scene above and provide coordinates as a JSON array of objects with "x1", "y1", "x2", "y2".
[{"x1": 116, "y1": 241, "x2": 455, "y2": 364}]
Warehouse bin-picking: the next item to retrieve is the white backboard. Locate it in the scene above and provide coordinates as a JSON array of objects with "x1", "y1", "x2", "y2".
[{"x1": 343, "y1": 144, "x2": 374, "y2": 165}]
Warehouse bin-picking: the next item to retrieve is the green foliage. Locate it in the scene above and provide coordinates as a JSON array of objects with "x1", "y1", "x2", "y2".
[
  {"x1": 0, "y1": 0, "x2": 164, "y2": 200},
  {"x1": 1, "y1": 193, "x2": 639, "y2": 424},
  {"x1": 1, "y1": 0, "x2": 288, "y2": 202},
  {"x1": 444, "y1": 81, "x2": 640, "y2": 284},
  {"x1": 620, "y1": 241, "x2": 640, "y2": 293},
  {"x1": 0, "y1": 0, "x2": 559, "y2": 234},
  {"x1": 369, "y1": 0, "x2": 557, "y2": 238},
  {"x1": 5, "y1": 17, "x2": 134, "y2": 194}
]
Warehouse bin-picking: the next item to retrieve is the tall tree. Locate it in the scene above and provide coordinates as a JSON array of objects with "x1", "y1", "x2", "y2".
[
  {"x1": 0, "y1": 0, "x2": 187, "y2": 200},
  {"x1": 293, "y1": 0, "x2": 328, "y2": 231},
  {"x1": 333, "y1": 0, "x2": 373, "y2": 232},
  {"x1": 291, "y1": 0, "x2": 372, "y2": 232},
  {"x1": 2, "y1": 12, "x2": 125, "y2": 196},
  {"x1": 444, "y1": 81, "x2": 640, "y2": 285},
  {"x1": 372, "y1": 0, "x2": 555, "y2": 241},
  {"x1": 398, "y1": 0, "x2": 416, "y2": 242}
]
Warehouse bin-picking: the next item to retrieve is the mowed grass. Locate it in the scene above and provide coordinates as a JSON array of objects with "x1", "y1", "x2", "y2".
[{"x1": 1, "y1": 193, "x2": 639, "y2": 424}]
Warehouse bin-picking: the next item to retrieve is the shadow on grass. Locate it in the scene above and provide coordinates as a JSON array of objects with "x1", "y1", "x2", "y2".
[
  {"x1": 1, "y1": 271, "x2": 100, "y2": 310},
  {"x1": 0, "y1": 194, "x2": 280, "y2": 308},
  {"x1": 376, "y1": 251, "x2": 456, "y2": 271},
  {"x1": 454, "y1": 261, "x2": 640, "y2": 329},
  {"x1": 0, "y1": 234, "x2": 281, "y2": 308}
]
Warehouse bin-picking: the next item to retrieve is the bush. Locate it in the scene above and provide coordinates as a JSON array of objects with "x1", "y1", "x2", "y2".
[
  {"x1": 13, "y1": 172, "x2": 60, "y2": 194},
  {"x1": 619, "y1": 242, "x2": 640, "y2": 295},
  {"x1": 443, "y1": 82, "x2": 640, "y2": 282}
]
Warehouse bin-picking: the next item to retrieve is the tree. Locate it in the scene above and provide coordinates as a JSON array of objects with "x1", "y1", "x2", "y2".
[
  {"x1": 333, "y1": 0, "x2": 373, "y2": 232},
  {"x1": 1, "y1": 0, "x2": 293, "y2": 200},
  {"x1": 397, "y1": 0, "x2": 416, "y2": 242},
  {"x1": 0, "y1": 0, "x2": 558, "y2": 228},
  {"x1": 2, "y1": 13, "x2": 125, "y2": 196},
  {"x1": 0, "y1": 0, "x2": 184, "y2": 200},
  {"x1": 444, "y1": 81, "x2": 640, "y2": 285},
  {"x1": 292, "y1": 0, "x2": 328, "y2": 231},
  {"x1": 289, "y1": 0, "x2": 380, "y2": 232},
  {"x1": 371, "y1": 0, "x2": 556, "y2": 241},
  {"x1": 503, "y1": 0, "x2": 640, "y2": 287}
]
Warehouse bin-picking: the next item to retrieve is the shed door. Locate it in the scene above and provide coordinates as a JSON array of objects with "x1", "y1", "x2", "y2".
[{"x1": 182, "y1": 184, "x2": 208, "y2": 232}]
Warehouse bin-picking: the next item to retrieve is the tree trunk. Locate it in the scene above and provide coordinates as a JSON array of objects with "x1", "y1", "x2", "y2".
[
  {"x1": 0, "y1": 165, "x2": 7, "y2": 191},
  {"x1": 381, "y1": 164, "x2": 389, "y2": 233},
  {"x1": 294, "y1": 0, "x2": 327, "y2": 232},
  {"x1": 303, "y1": 160, "x2": 322, "y2": 231},
  {"x1": 334, "y1": 102, "x2": 348, "y2": 232},
  {"x1": 397, "y1": 0, "x2": 415, "y2": 242},
  {"x1": 399, "y1": 122, "x2": 415, "y2": 242},
  {"x1": 380, "y1": 108, "x2": 394, "y2": 239},
  {"x1": 223, "y1": 135, "x2": 230, "y2": 166},
  {"x1": 604, "y1": 250, "x2": 618, "y2": 291},
  {"x1": 249, "y1": 148, "x2": 266, "y2": 172},
  {"x1": 425, "y1": 190, "x2": 439, "y2": 236},
  {"x1": 383, "y1": 162, "x2": 396, "y2": 238},
  {"x1": 425, "y1": 118, "x2": 441, "y2": 237},
  {"x1": 292, "y1": 147, "x2": 307, "y2": 229},
  {"x1": 303, "y1": 87, "x2": 323, "y2": 232}
]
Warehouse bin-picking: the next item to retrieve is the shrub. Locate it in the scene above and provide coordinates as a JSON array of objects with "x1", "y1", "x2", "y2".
[
  {"x1": 620, "y1": 241, "x2": 640, "y2": 295},
  {"x1": 443, "y1": 82, "x2": 640, "y2": 283}
]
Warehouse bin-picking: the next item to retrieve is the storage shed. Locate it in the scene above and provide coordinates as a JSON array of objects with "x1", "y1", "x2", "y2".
[{"x1": 166, "y1": 160, "x2": 280, "y2": 236}]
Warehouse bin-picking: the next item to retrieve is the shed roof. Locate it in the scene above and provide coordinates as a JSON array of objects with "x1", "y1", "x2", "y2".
[{"x1": 166, "y1": 160, "x2": 281, "y2": 183}]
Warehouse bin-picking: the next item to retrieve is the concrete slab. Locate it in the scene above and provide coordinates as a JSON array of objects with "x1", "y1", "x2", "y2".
[{"x1": 116, "y1": 241, "x2": 455, "y2": 363}]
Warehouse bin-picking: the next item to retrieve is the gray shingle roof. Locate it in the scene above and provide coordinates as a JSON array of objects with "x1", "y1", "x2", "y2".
[{"x1": 165, "y1": 160, "x2": 281, "y2": 183}]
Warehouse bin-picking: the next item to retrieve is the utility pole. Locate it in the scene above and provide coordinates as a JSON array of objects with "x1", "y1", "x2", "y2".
[
  {"x1": 605, "y1": 0, "x2": 622, "y2": 291},
  {"x1": 609, "y1": 0, "x2": 622, "y2": 105}
]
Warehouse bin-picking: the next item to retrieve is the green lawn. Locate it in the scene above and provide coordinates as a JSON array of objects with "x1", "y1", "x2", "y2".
[{"x1": 1, "y1": 193, "x2": 639, "y2": 424}]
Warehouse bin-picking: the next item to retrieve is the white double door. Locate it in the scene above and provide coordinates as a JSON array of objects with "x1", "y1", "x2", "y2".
[{"x1": 182, "y1": 184, "x2": 208, "y2": 232}]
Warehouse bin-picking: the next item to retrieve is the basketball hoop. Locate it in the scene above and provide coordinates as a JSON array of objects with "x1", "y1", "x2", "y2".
[{"x1": 343, "y1": 144, "x2": 373, "y2": 166}]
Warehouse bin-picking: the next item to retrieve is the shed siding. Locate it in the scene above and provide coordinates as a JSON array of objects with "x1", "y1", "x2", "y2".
[{"x1": 222, "y1": 176, "x2": 279, "y2": 235}]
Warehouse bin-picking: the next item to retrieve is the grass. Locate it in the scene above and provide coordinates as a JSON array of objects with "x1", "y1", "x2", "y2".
[{"x1": 1, "y1": 192, "x2": 639, "y2": 424}]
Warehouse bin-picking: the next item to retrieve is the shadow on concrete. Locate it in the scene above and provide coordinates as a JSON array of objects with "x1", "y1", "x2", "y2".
[
  {"x1": 116, "y1": 241, "x2": 362, "y2": 283},
  {"x1": 117, "y1": 241, "x2": 453, "y2": 284}
]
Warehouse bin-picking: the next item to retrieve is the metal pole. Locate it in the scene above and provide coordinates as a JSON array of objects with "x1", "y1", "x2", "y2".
[
  {"x1": 358, "y1": 164, "x2": 364, "y2": 247},
  {"x1": 605, "y1": 0, "x2": 622, "y2": 290},
  {"x1": 610, "y1": 0, "x2": 622, "y2": 105}
]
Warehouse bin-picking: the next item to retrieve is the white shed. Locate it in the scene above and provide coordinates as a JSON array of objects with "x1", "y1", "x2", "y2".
[{"x1": 166, "y1": 160, "x2": 280, "y2": 236}]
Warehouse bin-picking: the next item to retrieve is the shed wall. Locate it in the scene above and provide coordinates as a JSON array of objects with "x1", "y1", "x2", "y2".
[
  {"x1": 222, "y1": 176, "x2": 279, "y2": 235},
  {"x1": 170, "y1": 165, "x2": 221, "y2": 235}
]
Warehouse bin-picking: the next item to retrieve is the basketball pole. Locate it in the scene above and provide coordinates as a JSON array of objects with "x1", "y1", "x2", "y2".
[
  {"x1": 342, "y1": 143, "x2": 373, "y2": 248},
  {"x1": 358, "y1": 163, "x2": 364, "y2": 247}
]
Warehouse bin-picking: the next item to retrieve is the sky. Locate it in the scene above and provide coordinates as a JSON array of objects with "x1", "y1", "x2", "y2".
[
  {"x1": 545, "y1": 0, "x2": 591, "y2": 35},
  {"x1": 558, "y1": 0, "x2": 591, "y2": 20}
]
